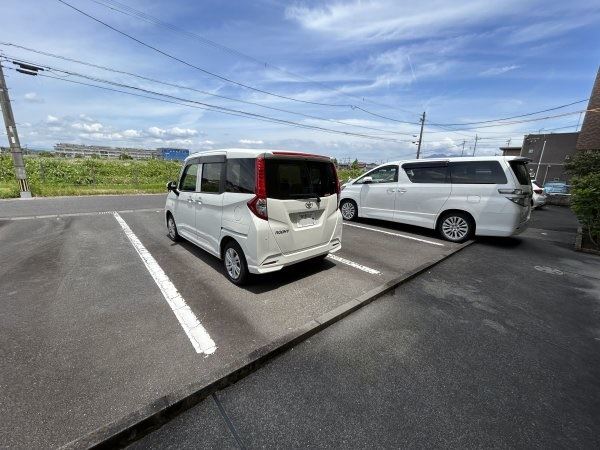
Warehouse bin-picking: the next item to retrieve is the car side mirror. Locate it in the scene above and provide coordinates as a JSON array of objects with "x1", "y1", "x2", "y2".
[
  {"x1": 362, "y1": 176, "x2": 373, "y2": 184},
  {"x1": 167, "y1": 180, "x2": 179, "y2": 195}
]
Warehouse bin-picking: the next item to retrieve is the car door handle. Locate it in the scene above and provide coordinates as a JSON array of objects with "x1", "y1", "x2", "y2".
[
  {"x1": 387, "y1": 188, "x2": 396, "y2": 193},
  {"x1": 397, "y1": 189, "x2": 407, "y2": 194},
  {"x1": 194, "y1": 198, "x2": 202, "y2": 205}
]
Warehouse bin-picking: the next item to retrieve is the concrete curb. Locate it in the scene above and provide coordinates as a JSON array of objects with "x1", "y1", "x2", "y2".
[{"x1": 60, "y1": 240, "x2": 474, "y2": 450}]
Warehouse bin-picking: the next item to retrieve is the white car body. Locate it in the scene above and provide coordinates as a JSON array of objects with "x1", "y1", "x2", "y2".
[
  {"x1": 339, "y1": 156, "x2": 532, "y2": 240},
  {"x1": 532, "y1": 182, "x2": 547, "y2": 208},
  {"x1": 165, "y1": 149, "x2": 342, "y2": 281}
]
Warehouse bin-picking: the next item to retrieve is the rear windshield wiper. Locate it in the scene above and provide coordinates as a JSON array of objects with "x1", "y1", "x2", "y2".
[{"x1": 289, "y1": 193, "x2": 321, "y2": 204}]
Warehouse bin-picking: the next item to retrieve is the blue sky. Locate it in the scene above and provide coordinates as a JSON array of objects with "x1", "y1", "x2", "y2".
[{"x1": 1, "y1": 0, "x2": 599, "y2": 161}]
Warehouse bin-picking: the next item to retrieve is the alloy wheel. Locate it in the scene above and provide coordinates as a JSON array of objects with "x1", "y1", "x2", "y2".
[
  {"x1": 442, "y1": 216, "x2": 469, "y2": 241},
  {"x1": 341, "y1": 201, "x2": 356, "y2": 220},
  {"x1": 225, "y1": 247, "x2": 241, "y2": 280}
]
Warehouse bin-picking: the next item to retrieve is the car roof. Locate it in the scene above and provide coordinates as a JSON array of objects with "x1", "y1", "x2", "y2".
[
  {"x1": 184, "y1": 148, "x2": 332, "y2": 162},
  {"x1": 380, "y1": 156, "x2": 530, "y2": 165}
]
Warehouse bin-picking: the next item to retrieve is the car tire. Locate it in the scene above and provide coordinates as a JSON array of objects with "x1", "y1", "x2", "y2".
[
  {"x1": 223, "y1": 240, "x2": 249, "y2": 285},
  {"x1": 166, "y1": 213, "x2": 181, "y2": 242},
  {"x1": 340, "y1": 199, "x2": 358, "y2": 221},
  {"x1": 437, "y1": 212, "x2": 473, "y2": 243}
]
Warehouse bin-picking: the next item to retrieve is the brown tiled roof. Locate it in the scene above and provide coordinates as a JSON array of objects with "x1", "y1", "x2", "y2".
[{"x1": 576, "y1": 68, "x2": 600, "y2": 151}]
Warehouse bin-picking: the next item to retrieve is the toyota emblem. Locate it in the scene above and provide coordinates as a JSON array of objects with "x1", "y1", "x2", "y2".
[{"x1": 305, "y1": 201, "x2": 313, "y2": 209}]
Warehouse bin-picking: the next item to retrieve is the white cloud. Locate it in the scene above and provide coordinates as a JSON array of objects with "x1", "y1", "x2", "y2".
[
  {"x1": 147, "y1": 126, "x2": 198, "y2": 138},
  {"x1": 238, "y1": 139, "x2": 264, "y2": 145},
  {"x1": 480, "y1": 65, "x2": 520, "y2": 76},
  {"x1": 24, "y1": 92, "x2": 44, "y2": 103},
  {"x1": 122, "y1": 129, "x2": 142, "y2": 138},
  {"x1": 72, "y1": 122, "x2": 104, "y2": 132},
  {"x1": 46, "y1": 115, "x2": 60, "y2": 123},
  {"x1": 285, "y1": 0, "x2": 531, "y2": 42}
]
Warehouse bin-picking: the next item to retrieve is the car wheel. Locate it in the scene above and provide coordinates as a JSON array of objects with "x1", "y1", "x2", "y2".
[
  {"x1": 223, "y1": 241, "x2": 249, "y2": 285},
  {"x1": 438, "y1": 212, "x2": 473, "y2": 243},
  {"x1": 340, "y1": 199, "x2": 357, "y2": 221},
  {"x1": 166, "y1": 214, "x2": 180, "y2": 242}
]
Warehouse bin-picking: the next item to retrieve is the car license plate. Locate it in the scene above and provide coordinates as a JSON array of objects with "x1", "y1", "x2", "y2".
[{"x1": 297, "y1": 213, "x2": 316, "y2": 227}]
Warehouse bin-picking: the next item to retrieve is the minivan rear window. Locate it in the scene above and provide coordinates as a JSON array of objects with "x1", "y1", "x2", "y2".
[
  {"x1": 265, "y1": 159, "x2": 336, "y2": 200},
  {"x1": 509, "y1": 161, "x2": 531, "y2": 186},
  {"x1": 449, "y1": 161, "x2": 507, "y2": 184}
]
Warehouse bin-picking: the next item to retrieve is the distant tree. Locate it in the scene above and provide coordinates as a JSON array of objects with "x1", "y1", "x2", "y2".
[
  {"x1": 119, "y1": 153, "x2": 133, "y2": 160},
  {"x1": 90, "y1": 154, "x2": 100, "y2": 159},
  {"x1": 351, "y1": 158, "x2": 359, "y2": 170},
  {"x1": 38, "y1": 151, "x2": 55, "y2": 157},
  {"x1": 74, "y1": 154, "x2": 84, "y2": 159},
  {"x1": 331, "y1": 157, "x2": 338, "y2": 166}
]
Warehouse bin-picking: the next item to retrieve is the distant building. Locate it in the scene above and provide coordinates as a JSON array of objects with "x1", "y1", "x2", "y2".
[
  {"x1": 520, "y1": 132, "x2": 579, "y2": 184},
  {"x1": 158, "y1": 148, "x2": 189, "y2": 161},
  {"x1": 499, "y1": 146, "x2": 521, "y2": 157},
  {"x1": 54, "y1": 143, "x2": 159, "y2": 159},
  {"x1": 576, "y1": 68, "x2": 600, "y2": 152}
]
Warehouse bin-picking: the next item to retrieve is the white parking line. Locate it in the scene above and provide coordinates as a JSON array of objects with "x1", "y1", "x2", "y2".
[
  {"x1": 327, "y1": 254, "x2": 381, "y2": 275},
  {"x1": 112, "y1": 212, "x2": 216, "y2": 356},
  {"x1": 343, "y1": 223, "x2": 445, "y2": 246}
]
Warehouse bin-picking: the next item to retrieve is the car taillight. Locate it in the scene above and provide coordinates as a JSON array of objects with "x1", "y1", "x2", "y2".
[{"x1": 247, "y1": 156, "x2": 268, "y2": 220}]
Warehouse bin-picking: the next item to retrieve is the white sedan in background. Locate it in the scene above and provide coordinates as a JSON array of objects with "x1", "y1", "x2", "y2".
[{"x1": 532, "y1": 182, "x2": 547, "y2": 209}]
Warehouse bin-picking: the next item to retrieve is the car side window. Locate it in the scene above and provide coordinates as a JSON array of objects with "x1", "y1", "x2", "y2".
[
  {"x1": 179, "y1": 163, "x2": 199, "y2": 191},
  {"x1": 226, "y1": 158, "x2": 255, "y2": 193},
  {"x1": 201, "y1": 162, "x2": 224, "y2": 193},
  {"x1": 450, "y1": 161, "x2": 508, "y2": 184},
  {"x1": 404, "y1": 165, "x2": 449, "y2": 183},
  {"x1": 356, "y1": 165, "x2": 398, "y2": 184}
]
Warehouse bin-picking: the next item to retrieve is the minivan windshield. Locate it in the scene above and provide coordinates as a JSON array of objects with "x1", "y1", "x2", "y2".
[
  {"x1": 265, "y1": 158, "x2": 336, "y2": 200},
  {"x1": 509, "y1": 161, "x2": 531, "y2": 186}
]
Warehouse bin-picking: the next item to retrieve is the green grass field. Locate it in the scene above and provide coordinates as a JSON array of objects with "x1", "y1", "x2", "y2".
[
  {"x1": 0, "y1": 155, "x2": 365, "y2": 199},
  {"x1": 0, "y1": 156, "x2": 182, "y2": 198}
]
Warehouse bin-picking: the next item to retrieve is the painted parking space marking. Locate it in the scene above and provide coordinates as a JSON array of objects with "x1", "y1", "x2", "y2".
[
  {"x1": 112, "y1": 212, "x2": 216, "y2": 356},
  {"x1": 2, "y1": 208, "x2": 161, "y2": 221},
  {"x1": 327, "y1": 254, "x2": 381, "y2": 275},
  {"x1": 344, "y1": 222, "x2": 445, "y2": 246}
]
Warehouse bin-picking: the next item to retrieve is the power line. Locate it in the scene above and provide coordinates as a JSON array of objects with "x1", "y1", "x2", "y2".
[
  {"x1": 428, "y1": 98, "x2": 589, "y2": 126},
  {"x1": 85, "y1": 0, "x2": 421, "y2": 118},
  {"x1": 4, "y1": 49, "x2": 416, "y2": 137},
  {"x1": 7, "y1": 66, "x2": 409, "y2": 143},
  {"x1": 55, "y1": 0, "x2": 424, "y2": 126}
]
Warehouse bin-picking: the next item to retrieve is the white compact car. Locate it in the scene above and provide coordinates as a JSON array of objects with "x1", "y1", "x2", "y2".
[
  {"x1": 339, "y1": 156, "x2": 532, "y2": 242},
  {"x1": 531, "y1": 181, "x2": 547, "y2": 209},
  {"x1": 165, "y1": 149, "x2": 343, "y2": 284}
]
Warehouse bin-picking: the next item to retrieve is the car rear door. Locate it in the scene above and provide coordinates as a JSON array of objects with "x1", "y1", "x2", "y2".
[
  {"x1": 395, "y1": 161, "x2": 451, "y2": 228},
  {"x1": 194, "y1": 154, "x2": 226, "y2": 254},
  {"x1": 357, "y1": 164, "x2": 399, "y2": 220},
  {"x1": 264, "y1": 155, "x2": 339, "y2": 255}
]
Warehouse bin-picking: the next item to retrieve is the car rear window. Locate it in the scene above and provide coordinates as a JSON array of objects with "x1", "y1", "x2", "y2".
[
  {"x1": 509, "y1": 161, "x2": 531, "y2": 186},
  {"x1": 265, "y1": 159, "x2": 336, "y2": 200},
  {"x1": 449, "y1": 161, "x2": 508, "y2": 184}
]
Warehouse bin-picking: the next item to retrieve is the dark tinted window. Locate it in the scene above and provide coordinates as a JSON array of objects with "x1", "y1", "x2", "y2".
[
  {"x1": 404, "y1": 165, "x2": 449, "y2": 183},
  {"x1": 356, "y1": 165, "x2": 398, "y2": 184},
  {"x1": 226, "y1": 158, "x2": 255, "y2": 194},
  {"x1": 201, "y1": 163, "x2": 223, "y2": 193},
  {"x1": 265, "y1": 159, "x2": 336, "y2": 200},
  {"x1": 179, "y1": 163, "x2": 198, "y2": 191},
  {"x1": 450, "y1": 161, "x2": 507, "y2": 184},
  {"x1": 509, "y1": 161, "x2": 531, "y2": 185}
]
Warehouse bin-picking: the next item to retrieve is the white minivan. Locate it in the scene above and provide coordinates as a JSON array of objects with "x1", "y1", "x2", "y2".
[
  {"x1": 165, "y1": 149, "x2": 343, "y2": 284},
  {"x1": 339, "y1": 156, "x2": 532, "y2": 242}
]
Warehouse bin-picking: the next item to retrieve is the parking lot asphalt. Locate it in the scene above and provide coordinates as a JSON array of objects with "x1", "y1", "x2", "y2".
[
  {"x1": 133, "y1": 205, "x2": 600, "y2": 449},
  {"x1": 0, "y1": 195, "x2": 462, "y2": 448}
]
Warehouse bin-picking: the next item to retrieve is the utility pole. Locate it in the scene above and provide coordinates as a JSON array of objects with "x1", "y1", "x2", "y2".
[
  {"x1": 472, "y1": 134, "x2": 479, "y2": 156},
  {"x1": 534, "y1": 137, "x2": 547, "y2": 182},
  {"x1": 415, "y1": 111, "x2": 425, "y2": 159},
  {"x1": 460, "y1": 140, "x2": 466, "y2": 156},
  {"x1": 0, "y1": 61, "x2": 31, "y2": 197}
]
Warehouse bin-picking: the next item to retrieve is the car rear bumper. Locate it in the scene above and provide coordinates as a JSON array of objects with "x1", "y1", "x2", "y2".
[{"x1": 248, "y1": 238, "x2": 342, "y2": 274}]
